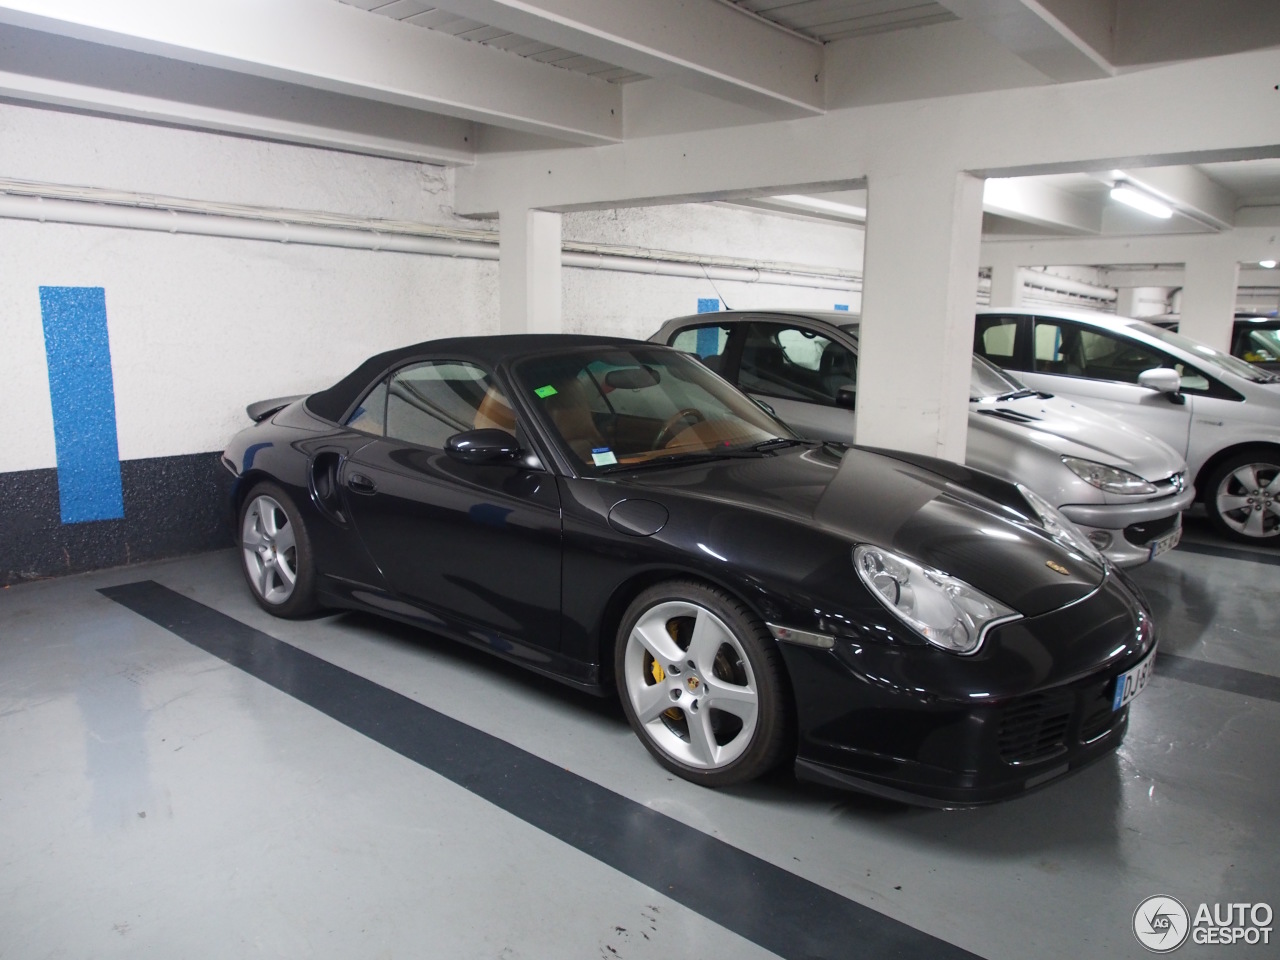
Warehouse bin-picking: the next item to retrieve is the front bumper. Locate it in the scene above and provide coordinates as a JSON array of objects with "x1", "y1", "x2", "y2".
[
  {"x1": 1061, "y1": 485, "x2": 1194, "y2": 567},
  {"x1": 776, "y1": 575, "x2": 1155, "y2": 807}
]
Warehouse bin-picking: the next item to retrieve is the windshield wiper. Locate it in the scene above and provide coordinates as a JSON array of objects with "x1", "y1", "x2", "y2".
[
  {"x1": 975, "y1": 388, "x2": 1038, "y2": 401},
  {"x1": 750, "y1": 437, "x2": 806, "y2": 451},
  {"x1": 597, "y1": 449, "x2": 767, "y2": 473}
]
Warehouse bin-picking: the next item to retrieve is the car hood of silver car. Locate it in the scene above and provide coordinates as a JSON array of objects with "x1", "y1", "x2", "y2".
[{"x1": 969, "y1": 389, "x2": 1185, "y2": 484}]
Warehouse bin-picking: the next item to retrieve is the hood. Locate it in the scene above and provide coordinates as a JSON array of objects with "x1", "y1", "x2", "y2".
[
  {"x1": 971, "y1": 393, "x2": 1184, "y2": 481},
  {"x1": 620, "y1": 445, "x2": 1104, "y2": 618}
]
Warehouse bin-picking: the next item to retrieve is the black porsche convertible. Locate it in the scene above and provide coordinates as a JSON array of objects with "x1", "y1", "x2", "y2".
[{"x1": 222, "y1": 334, "x2": 1157, "y2": 806}]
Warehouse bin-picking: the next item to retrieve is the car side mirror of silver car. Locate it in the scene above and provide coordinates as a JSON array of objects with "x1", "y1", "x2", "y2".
[
  {"x1": 446, "y1": 428, "x2": 522, "y2": 464},
  {"x1": 1137, "y1": 368, "x2": 1185, "y2": 404}
]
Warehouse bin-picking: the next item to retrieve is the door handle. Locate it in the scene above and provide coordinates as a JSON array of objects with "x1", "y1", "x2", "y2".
[{"x1": 347, "y1": 472, "x2": 377, "y2": 495}]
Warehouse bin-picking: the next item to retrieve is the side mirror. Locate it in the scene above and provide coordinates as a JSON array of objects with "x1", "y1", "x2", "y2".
[
  {"x1": 1137, "y1": 368, "x2": 1185, "y2": 405},
  {"x1": 1137, "y1": 367, "x2": 1181, "y2": 392},
  {"x1": 445, "y1": 429, "x2": 521, "y2": 464},
  {"x1": 835, "y1": 385, "x2": 857, "y2": 410}
]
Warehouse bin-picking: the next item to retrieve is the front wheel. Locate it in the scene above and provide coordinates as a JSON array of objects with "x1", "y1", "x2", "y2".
[
  {"x1": 239, "y1": 482, "x2": 317, "y2": 616},
  {"x1": 1204, "y1": 453, "x2": 1280, "y2": 543},
  {"x1": 615, "y1": 581, "x2": 790, "y2": 787}
]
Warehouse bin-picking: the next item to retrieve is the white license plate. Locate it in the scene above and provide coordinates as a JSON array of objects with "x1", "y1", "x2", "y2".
[
  {"x1": 1148, "y1": 523, "x2": 1182, "y2": 560},
  {"x1": 1113, "y1": 647, "x2": 1157, "y2": 711}
]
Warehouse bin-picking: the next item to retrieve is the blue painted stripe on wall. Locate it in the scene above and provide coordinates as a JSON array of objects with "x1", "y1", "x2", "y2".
[
  {"x1": 834, "y1": 304, "x2": 849, "y2": 311},
  {"x1": 39, "y1": 286, "x2": 125, "y2": 524},
  {"x1": 696, "y1": 298, "x2": 719, "y2": 313}
]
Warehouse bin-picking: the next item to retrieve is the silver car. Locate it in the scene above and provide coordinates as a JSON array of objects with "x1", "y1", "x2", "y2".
[
  {"x1": 975, "y1": 307, "x2": 1280, "y2": 544},
  {"x1": 652, "y1": 310, "x2": 1193, "y2": 567}
]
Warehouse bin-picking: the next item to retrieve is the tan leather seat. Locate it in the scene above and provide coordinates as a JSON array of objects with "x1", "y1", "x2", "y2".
[
  {"x1": 474, "y1": 387, "x2": 516, "y2": 432},
  {"x1": 543, "y1": 378, "x2": 607, "y2": 460}
]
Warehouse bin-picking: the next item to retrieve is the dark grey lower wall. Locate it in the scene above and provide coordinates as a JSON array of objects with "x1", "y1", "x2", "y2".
[{"x1": 1, "y1": 452, "x2": 234, "y2": 585}]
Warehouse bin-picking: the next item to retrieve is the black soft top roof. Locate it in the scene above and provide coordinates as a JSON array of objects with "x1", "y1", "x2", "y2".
[{"x1": 305, "y1": 333, "x2": 648, "y2": 423}]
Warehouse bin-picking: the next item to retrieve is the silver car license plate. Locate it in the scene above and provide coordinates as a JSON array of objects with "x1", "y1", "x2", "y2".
[
  {"x1": 1148, "y1": 523, "x2": 1182, "y2": 560},
  {"x1": 1112, "y1": 647, "x2": 1156, "y2": 711}
]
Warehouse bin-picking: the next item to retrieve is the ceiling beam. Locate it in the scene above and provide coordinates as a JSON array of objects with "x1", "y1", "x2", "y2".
[
  {"x1": 1115, "y1": 165, "x2": 1238, "y2": 230},
  {"x1": 0, "y1": 0, "x2": 622, "y2": 145},
  {"x1": 983, "y1": 177, "x2": 1101, "y2": 232},
  {"x1": 0, "y1": 22, "x2": 475, "y2": 165},
  {"x1": 936, "y1": 0, "x2": 1115, "y2": 81},
  {"x1": 418, "y1": 0, "x2": 824, "y2": 117}
]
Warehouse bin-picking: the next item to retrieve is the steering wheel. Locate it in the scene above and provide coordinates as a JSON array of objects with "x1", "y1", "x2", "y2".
[{"x1": 655, "y1": 407, "x2": 706, "y2": 447}]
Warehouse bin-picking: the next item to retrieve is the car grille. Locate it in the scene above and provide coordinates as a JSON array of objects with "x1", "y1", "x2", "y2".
[
  {"x1": 997, "y1": 676, "x2": 1128, "y2": 764},
  {"x1": 1124, "y1": 511, "x2": 1180, "y2": 547},
  {"x1": 997, "y1": 691, "x2": 1074, "y2": 764}
]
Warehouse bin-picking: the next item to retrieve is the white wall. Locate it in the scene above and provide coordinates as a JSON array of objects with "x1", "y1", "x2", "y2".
[
  {"x1": 0, "y1": 103, "x2": 498, "y2": 475},
  {"x1": 561, "y1": 204, "x2": 864, "y2": 340}
]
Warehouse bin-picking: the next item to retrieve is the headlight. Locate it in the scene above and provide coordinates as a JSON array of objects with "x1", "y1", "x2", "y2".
[
  {"x1": 853, "y1": 545, "x2": 1021, "y2": 655},
  {"x1": 1017, "y1": 483, "x2": 1107, "y2": 564},
  {"x1": 1062, "y1": 456, "x2": 1157, "y2": 495}
]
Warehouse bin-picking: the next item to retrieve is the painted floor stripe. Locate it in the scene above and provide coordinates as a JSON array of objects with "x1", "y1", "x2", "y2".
[
  {"x1": 100, "y1": 580, "x2": 981, "y2": 960},
  {"x1": 1156, "y1": 652, "x2": 1280, "y2": 704},
  {"x1": 1175, "y1": 540, "x2": 1280, "y2": 566}
]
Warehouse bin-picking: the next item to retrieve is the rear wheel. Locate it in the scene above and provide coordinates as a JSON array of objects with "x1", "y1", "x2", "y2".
[
  {"x1": 1204, "y1": 453, "x2": 1280, "y2": 543},
  {"x1": 615, "y1": 581, "x2": 790, "y2": 787},
  {"x1": 239, "y1": 482, "x2": 317, "y2": 616}
]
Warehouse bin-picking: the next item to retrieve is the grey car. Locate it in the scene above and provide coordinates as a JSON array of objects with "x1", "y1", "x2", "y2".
[
  {"x1": 652, "y1": 310, "x2": 1193, "y2": 567},
  {"x1": 975, "y1": 307, "x2": 1280, "y2": 543}
]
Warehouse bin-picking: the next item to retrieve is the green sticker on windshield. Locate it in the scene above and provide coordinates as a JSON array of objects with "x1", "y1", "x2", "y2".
[{"x1": 534, "y1": 385, "x2": 558, "y2": 399}]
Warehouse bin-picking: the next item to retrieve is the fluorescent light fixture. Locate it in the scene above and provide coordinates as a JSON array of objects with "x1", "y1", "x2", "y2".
[
  {"x1": 1110, "y1": 184, "x2": 1173, "y2": 219},
  {"x1": 1260, "y1": 259, "x2": 1278, "y2": 269},
  {"x1": 771, "y1": 194, "x2": 866, "y2": 219}
]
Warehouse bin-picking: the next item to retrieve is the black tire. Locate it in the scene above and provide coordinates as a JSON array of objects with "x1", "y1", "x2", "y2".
[
  {"x1": 615, "y1": 580, "x2": 791, "y2": 787},
  {"x1": 237, "y1": 481, "x2": 318, "y2": 617},
  {"x1": 1203, "y1": 452, "x2": 1280, "y2": 544}
]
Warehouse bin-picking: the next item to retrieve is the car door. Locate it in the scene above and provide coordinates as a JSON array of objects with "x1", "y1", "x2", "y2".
[
  {"x1": 339, "y1": 357, "x2": 564, "y2": 650},
  {"x1": 732, "y1": 320, "x2": 859, "y2": 442},
  {"x1": 978, "y1": 314, "x2": 1195, "y2": 458}
]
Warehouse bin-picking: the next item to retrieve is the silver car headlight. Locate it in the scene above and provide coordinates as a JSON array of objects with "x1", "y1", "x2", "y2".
[
  {"x1": 1062, "y1": 456, "x2": 1157, "y2": 495},
  {"x1": 853, "y1": 545, "x2": 1022, "y2": 655},
  {"x1": 1017, "y1": 482, "x2": 1107, "y2": 564}
]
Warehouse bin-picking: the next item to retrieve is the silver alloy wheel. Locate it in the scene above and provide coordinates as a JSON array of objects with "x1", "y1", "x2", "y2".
[
  {"x1": 241, "y1": 494, "x2": 299, "y2": 604},
  {"x1": 622, "y1": 600, "x2": 759, "y2": 770},
  {"x1": 1213, "y1": 461, "x2": 1280, "y2": 539}
]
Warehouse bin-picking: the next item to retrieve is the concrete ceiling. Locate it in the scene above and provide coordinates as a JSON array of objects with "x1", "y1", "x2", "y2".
[{"x1": 0, "y1": 0, "x2": 1278, "y2": 241}]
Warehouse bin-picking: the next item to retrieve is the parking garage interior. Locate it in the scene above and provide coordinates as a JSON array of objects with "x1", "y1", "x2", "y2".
[{"x1": 2, "y1": 2, "x2": 1279, "y2": 958}]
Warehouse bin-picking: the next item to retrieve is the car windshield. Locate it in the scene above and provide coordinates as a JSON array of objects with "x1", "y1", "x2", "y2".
[
  {"x1": 1240, "y1": 324, "x2": 1280, "y2": 364},
  {"x1": 1133, "y1": 320, "x2": 1276, "y2": 382},
  {"x1": 837, "y1": 321, "x2": 1030, "y2": 400},
  {"x1": 515, "y1": 345, "x2": 793, "y2": 474}
]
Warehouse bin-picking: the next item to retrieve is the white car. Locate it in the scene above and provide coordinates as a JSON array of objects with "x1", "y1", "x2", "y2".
[
  {"x1": 652, "y1": 310, "x2": 1193, "y2": 567},
  {"x1": 975, "y1": 307, "x2": 1280, "y2": 543}
]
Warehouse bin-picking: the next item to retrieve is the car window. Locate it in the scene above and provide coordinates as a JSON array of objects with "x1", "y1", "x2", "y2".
[
  {"x1": 975, "y1": 316, "x2": 1020, "y2": 365},
  {"x1": 516, "y1": 346, "x2": 785, "y2": 471},
  {"x1": 346, "y1": 379, "x2": 388, "y2": 436},
  {"x1": 380, "y1": 360, "x2": 512, "y2": 449},
  {"x1": 1238, "y1": 326, "x2": 1280, "y2": 364},
  {"x1": 1031, "y1": 318, "x2": 1221, "y2": 393},
  {"x1": 739, "y1": 322, "x2": 855, "y2": 404},
  {"x1": 669, "y1": 324, "x2": 732, "y2": 375}
]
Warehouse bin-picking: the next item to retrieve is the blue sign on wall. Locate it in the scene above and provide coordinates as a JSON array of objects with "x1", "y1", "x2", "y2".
[
  {"x1": 697, "y1": 298, "x2": 719, "y2": 313},
  {"x1": 39, "y1": 286, "x2": 125, "y2": 524}
]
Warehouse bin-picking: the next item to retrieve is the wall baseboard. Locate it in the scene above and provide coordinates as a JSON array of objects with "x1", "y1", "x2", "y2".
[{"x1": 1, "y1": 452, "x2": 233, "y2": 586}]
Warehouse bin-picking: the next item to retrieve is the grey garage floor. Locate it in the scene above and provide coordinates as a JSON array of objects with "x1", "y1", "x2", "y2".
[{"x1": 1, "y1": 520, "x2": 1277, "y2": 960}]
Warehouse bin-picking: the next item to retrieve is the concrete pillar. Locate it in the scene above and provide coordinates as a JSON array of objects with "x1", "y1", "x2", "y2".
[
  {"x1": 1115, "y1": 286, "x2": 1140, "y2": 318},
  {"x1": 1179, "y1": 249, "x2": 1238, "y2": 351},
  {"x1": 987, "y1": 257, "x2": 1023, "y2": 308},
  {"x1": 499, "y1": 207, "x2": 562, "y2": 335},
  {"x1": 858, "y1": 168, "x2": 985, "y2": 463}
]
